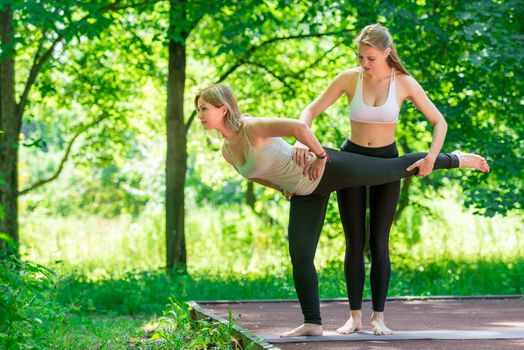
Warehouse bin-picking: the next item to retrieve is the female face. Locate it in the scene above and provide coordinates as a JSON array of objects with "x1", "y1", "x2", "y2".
[
  {"x1": 357, "y1": 45, "x2": 390, "y2": 72},
  {"x1": 197, "y1": 98, "x2": 226, "y2": 130}
]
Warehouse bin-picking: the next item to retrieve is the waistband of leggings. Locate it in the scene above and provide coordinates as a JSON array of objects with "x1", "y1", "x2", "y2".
[{"x1": 340, "y1": 139, "x2": 398, "y2": 157}]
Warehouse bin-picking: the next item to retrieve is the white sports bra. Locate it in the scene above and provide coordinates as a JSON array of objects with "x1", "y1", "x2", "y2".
[{"x1": 349, "y1": 67, "x2": 400, "y2": 124}]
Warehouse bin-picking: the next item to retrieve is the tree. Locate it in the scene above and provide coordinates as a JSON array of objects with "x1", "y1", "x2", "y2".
[{"x1": 0, "y1": 1, "x2": 153, "y2": 250}]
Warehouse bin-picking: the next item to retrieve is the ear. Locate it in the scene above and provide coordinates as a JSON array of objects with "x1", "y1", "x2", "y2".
[
  {"x1": 384, "y1": 48, "x2": 392, "y2": 59},
  {"x1": 220, "y1": 105, "x2": 228, "y2": 116}
]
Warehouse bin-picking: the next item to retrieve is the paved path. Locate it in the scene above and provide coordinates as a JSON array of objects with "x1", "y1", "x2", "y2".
[{"x1": 199, "y1": 297, "x2": 524, "y2": 349}]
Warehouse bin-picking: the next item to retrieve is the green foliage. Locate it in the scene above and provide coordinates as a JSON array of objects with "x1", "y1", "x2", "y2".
[
  {"x1": 10, "y1": 0, "x2": 520, "y2": 220},
  {"x1": 137, "y1": 298, "x2": 249, "y2": 350},
  {"x1": 0, "y1": 235, "x2": 65, "y2": 350}
]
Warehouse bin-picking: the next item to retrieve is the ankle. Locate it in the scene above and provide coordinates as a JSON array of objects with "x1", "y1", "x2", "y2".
[
  {"x1": 371, "y1": 311, "x2": 385, "y2": 321},
  {"x1": 350, "y1": 310, "x2": 362, "y2": 320}
]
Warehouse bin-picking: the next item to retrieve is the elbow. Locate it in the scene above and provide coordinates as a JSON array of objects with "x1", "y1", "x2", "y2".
[
  {"x1": 295, "y1": 121, "x2": 309, "y2": 139},
  {"x1": 433, "y1": 115, "x2": 447, "y2": 130},
  {"x1": 440, "y1": 119, "x2": 448, "y2": 132},
  {"x1": 299, "y1": 107, "x2": 316, "y2": 125}
]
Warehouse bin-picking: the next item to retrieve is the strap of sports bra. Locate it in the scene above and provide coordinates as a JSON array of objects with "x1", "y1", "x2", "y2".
[{"x1": 391, "y1": 68, "x2": 396, "y2": 81}]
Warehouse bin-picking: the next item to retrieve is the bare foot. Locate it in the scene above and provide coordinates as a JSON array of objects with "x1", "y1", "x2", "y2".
[
  {"x1": 452, "y1": 150, "x2": 489, "y2": 173},
  {"x1": 337, "y1": 314, "x2": 362, "y2": 334},
  {"x1": 280, "y1": 323, "x2": 323, "y2": 338},
  {"x1": 371, "y1": 312, "x2": 393, "y2": 335}
]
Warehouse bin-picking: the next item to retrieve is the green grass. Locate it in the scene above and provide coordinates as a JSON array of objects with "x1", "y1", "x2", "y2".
[
  {"x1": 49, "y1": 300, "x2": 246, "y2": 350},
  {"x1": 20, "y1": 193, "x2": 523, "y2": 280},
  {"x1": 50, "y1": 257, "x2": 522, "y2": 319}
]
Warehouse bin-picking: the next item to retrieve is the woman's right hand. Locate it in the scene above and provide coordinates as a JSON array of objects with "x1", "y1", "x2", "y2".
[{"x1": 293, "y1": 141, "x2": 310, "y2": 167}]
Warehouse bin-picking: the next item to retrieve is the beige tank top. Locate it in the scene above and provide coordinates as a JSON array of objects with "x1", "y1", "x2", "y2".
[{"x1": 223, "y1": 124, "x2": 324, "y2": 195}]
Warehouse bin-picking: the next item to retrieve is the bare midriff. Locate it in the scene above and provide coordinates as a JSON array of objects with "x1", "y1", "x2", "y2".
[{"x1": 349, "y1": 120, "x2": 397, "y2": 147}]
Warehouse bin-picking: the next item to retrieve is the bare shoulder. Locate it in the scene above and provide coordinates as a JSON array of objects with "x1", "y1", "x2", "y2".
[
  {"x1": 334, "y1": 67, "x2": 360, "y2": 95},
  {"x1": 242, "y1": 116, "x2": 266, "y2": 129},
  {"x1": 337, "y1": 67, "x2": 360, "y2": 82},
  {"x1": 396, "y1": 73, "x2": 421, "y2": 89}
]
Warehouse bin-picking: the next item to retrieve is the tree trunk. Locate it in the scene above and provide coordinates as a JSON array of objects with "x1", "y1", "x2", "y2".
[
  {"x1": 246, "y1": 180, "x2": 255, "y2": 210},
  {"x1": 166, "y1": 1, "x2": 187, "y2": 272},
  {"x1": 0, "y1": 7, "x2": 19, "y2": 251}
]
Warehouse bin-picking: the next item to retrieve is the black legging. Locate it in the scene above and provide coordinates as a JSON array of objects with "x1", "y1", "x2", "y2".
[
  {"x1": 288, "y1": 148, "x2": 459, "y2": 324},
  {"x1": 337, "y1": 140, "x2": 400, "y2": 313}
]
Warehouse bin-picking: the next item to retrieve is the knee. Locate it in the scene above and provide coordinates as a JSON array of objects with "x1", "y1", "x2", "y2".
[
  {"x1": 346, "y1": 237, "x2": 366, "y2": 255},
  {"x1": 289, "y1": 247, "x2": 315, "y2": 267},
  {"x1": 369, "y1": 240, "x2": 389, "y2": 261}
]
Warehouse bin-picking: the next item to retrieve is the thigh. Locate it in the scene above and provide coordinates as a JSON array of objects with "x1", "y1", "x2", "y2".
[
  {"x1": 337, "y1": 185, "x2": 367, "y2": 239},
  {"x1": 369, "y1": 180, "x2": 400, "y2": 248},
  {"x1": 288, "y1": 193, "x2": 330, "y2": 256},
  {"x1": 369, "y1": 180, "x2": 401, "y2": 223}
]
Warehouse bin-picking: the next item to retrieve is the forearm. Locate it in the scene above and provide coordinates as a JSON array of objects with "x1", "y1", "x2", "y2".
[
  {"x1": 427, "y1": 120, "x2": 447, "y2": 159},
  {"x1": 294, "y1": 123, "x2": 325, "y2": 156}
]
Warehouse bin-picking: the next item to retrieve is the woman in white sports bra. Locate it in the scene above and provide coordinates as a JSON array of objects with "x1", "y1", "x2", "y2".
[{"x1": 295, "y1": 24, "x2": 449, "y2": 336}]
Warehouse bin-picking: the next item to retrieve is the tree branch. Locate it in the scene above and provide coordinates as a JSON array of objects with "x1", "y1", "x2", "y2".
[
  {"x1": 18, "y1": 113, "x2": 111, "y2": 196},
  {"x1": 106, "y1": 0, "x2": 152, "y2": 11},
  {"x1": 249, "y1": 30, "x2": 350, "y2": 54},
  {"x1": 185, "y1": 110, "x2": 196, "y2": 132},
  {"x1": 216, "y1": 30, "x2": 349, "y2": 83},
  {"x1": 247, "y1": 61, "x2": 295, "y2": 92},
  {"x1": 17, "y1": 31, "x2": 65, "y2": 119},
  {"x1": 185, "y1": 32, "x2": 350, "y2": 131},
  {"x1": 295, "y1": 43, "x2": 342, "y2": 78}
]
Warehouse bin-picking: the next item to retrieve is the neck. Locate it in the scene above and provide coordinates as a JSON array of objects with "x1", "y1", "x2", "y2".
[
  {"x1": 367, "y1": 65, "x2": 392, "y2": 80},
  {"x1": 218, "y1": 123, "x2": 239, "y2": 140}
]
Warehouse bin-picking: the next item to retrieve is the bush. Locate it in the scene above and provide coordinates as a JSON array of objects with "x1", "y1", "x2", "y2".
[
  {"x1": 135, "y1": 298, "x2": 253, "y2": 350},
  {"x1": 0, "y1": 234, "x2": 65, "y2": 349}
]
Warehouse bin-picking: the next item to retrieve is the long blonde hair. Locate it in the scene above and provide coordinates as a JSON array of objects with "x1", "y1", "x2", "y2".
[
  {"x1": 194, "y1": 84, "x2": 242, "y2": 132},
  {"x1": 355, "y1": 24, "x2": 410, "y2": 76}
]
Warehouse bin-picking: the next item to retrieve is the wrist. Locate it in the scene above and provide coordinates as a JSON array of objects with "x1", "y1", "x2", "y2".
[
  {"x1": 315, "y1": 149, "x2": 331, "y2": 163},
  {"x1": 315, "y1": 149, "x2": 328, "y2": 158}
]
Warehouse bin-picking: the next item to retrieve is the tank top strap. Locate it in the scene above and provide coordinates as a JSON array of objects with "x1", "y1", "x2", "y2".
[
  {"x1": 241, "y1": 122, "x2": 250, "y2": 140},
  {"x1": 223, "y1": 142, "x2": 239, "y2": 168}
]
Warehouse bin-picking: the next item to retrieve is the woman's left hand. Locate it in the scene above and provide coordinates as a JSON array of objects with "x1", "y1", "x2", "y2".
[
  {"x1": 406, "y1": 155, "x2": 435, "y2": 177},
  {"x1": 303, "y1": 157, "x2": 327, "y2": 181}
]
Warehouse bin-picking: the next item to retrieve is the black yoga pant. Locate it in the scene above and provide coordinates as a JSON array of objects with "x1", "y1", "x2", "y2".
[
  {"x1": 289, "y1": 149, "x2": 459, "y2": 324},
  {"x1": 337, "y1": 140, "x2": 400, "y2": 312}
]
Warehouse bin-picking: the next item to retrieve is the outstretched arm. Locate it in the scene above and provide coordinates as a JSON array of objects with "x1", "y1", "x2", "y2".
[
  {"x1": 247, "y1": 118, "x2": 325, "y2": 157},
  {"x1": 295, "y1": 70, "x2": 354, "y2": 166},
  {"x1": 404, "y1": 76, "x2": 448, "y2": 176}
]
